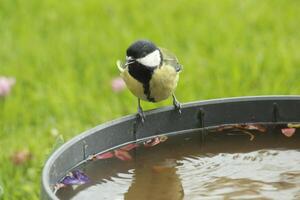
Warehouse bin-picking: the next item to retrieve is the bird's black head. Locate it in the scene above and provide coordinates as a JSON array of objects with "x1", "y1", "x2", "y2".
[
  {"x1": 126, "y1": 40, "x2": 162, "y2": 67},
  {"x1": 126, "y1": 40, "x2": 157, "y2": 59}
]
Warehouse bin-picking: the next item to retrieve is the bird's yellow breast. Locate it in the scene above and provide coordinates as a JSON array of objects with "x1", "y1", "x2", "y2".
[
  {"x1": 121, "y1": 69, "x2": 148, "y2": 101},
  {"x1": 149, "y1": 64, "x2": 179, "y2": 102},
  {"x1": 121, "y1": 64, "x2": 179, "y2": 102}
]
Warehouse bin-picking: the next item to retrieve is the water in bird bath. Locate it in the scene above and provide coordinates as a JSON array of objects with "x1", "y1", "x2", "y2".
[{"x1": 56, "y1": 123, "x2": 300, "y2": 200}]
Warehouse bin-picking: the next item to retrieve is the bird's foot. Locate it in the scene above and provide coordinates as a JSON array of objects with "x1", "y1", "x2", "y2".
[
  {"x1": 137, "y1": 105, "x2": 145, "y2": 123},
  {"x1": 172, "y1": 94, "x2": 182, "y2": 114},
  {"x1": 174, "y1": 101, "x2": 182, "y2": 114}
]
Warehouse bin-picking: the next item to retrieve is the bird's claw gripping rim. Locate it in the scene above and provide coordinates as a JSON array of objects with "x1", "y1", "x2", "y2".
[
  {"x1": 174, "y1": 101, "x2": 182, "y2": 114},
  {"x1": 137, "y1": 98, "x2": 145, "y2": 123},
  {"x1": 172, "y1": 94, "x2": 182, "y2": 114},
  {"x1": 137, "y1": 107, "x2": 145, "y2": 123}
]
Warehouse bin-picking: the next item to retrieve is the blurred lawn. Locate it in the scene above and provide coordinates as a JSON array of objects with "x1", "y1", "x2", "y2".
[{"x1": 1, "y1": 0, "x2": 300, "y2": 199}]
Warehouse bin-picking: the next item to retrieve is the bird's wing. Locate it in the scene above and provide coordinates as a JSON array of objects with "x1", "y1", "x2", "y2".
[
  {"x1": 159, "y1": 47, "x2": 182, "y2": 72},
  {"x1": 116, "y1": 60, "x2": 126, "y2": 72}
]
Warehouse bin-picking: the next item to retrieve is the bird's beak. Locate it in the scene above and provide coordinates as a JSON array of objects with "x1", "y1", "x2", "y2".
[{"x1": 125, "y1": 56, "x2": 135, "y2": 66}]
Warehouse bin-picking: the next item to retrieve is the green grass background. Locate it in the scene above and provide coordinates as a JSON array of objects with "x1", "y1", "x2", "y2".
[{"x1": 1, "y1": 0, "x2": 300, "y2": 199}]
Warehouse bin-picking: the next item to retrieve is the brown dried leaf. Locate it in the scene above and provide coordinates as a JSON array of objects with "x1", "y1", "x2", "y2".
[
  {"x1": 158, "y1": 135, "x2": 168, "y2": 142},
  {"x1": 240, "y1": 124, "x2": 267, "y2": 132},
  {"x1": 10, "y1": 149, "x2": 32, "y2": 165},
  {"x1": 143, "y1": 137, "x2": 161, "y2": 147},
  {"x1": 216, "y1": 124, "x2": 266, "y2": 133},
  {"x1": 240, "y1": 130, "x2": 255, "y2": 141}
]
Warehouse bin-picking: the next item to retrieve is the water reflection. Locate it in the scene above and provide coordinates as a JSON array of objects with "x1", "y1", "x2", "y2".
[
  {"x1": 125, "y1": 159, "x2": 183, "y2": 200},
  {"x1": 57, "y1": 127, "x2": 300, "y2": 200}
]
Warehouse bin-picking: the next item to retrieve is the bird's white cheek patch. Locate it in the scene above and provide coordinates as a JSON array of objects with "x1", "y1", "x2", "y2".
[{"x1": 137, "y1": 50, "x2": 161, "y2": 67}]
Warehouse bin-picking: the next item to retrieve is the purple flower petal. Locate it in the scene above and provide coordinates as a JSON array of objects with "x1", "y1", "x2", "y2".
[
  {"x1": 73, "y1": 170, "x2": 89, "y2": 183},
  {"x1": 60, "y1": 170, "x2": 89, "y2": 185}
]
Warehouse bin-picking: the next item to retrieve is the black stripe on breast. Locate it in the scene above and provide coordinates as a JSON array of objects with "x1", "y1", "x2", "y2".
[{"x1": 128, "y1": 62, "x2": 156, "y2": 102}]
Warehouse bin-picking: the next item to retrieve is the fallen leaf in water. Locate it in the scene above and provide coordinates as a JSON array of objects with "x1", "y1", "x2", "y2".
[
  {"x1": 217, "y1": 124, "x2": 266, "y2": 132},
  {"x1": 60, "y1": 170, "x2": 89, "y2": 186},
  {"x1": 287, "y1": 123, "x2": 300, "y2": 128},
  {"x1": 10, "y1": 149, "x2": 32, "y2": 165},
  {"x1": 89, "y1": 143, "x2": 138, "y2": 161},
  {"x1": 54, "y1": 183, "x2": 66, "y2": 191},
  {"x1": 241, "y1": 124, "x2": 267, "y2": 132},
  {"x1": 281, "y1": 128, "x2": 296, "y2": 137},
  {"x1": 94, "y1": 152, "x2": 114, "y2": 160},
  {"x1": 114, "y1": 149, "x2": 132, "y2": 161},
  {"x1": 216, "y1": 125, "x2": 236, "y2": 131},
  {"x1": 143, "y1": 137, "x2": 161, "y2": 147},
  {"x1": 159, "y1": 135, "x2": 168, "y2": 142},
  {"x1": 240, "y1": 130, "x2": 255, "y2": 141},
  {"x1": 120, "y1": 143, "x2": 139, "y2": 151}
]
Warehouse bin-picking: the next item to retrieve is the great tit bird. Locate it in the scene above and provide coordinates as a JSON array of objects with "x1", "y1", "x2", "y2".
[{"x1": 117, "y1": 40, "x2": 182, "y2": 122}]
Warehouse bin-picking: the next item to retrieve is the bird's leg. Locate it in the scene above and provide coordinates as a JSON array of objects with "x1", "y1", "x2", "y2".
[
  {"x1": 137, "y1": 98, "x2": 145, "y2": 123},
  {"x1": 172, "y1": 94, "x2": 182, "y2": 114}
]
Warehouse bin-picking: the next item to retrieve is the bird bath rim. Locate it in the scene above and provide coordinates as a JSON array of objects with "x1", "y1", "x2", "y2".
[{"x1": 41, "y1": 95, "x2": 300, "y2": 200}]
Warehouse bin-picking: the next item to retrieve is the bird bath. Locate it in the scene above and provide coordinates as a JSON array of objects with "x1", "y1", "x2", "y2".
[{"x1": 41, "y1": 96, "x2": 300, "y2": 199}]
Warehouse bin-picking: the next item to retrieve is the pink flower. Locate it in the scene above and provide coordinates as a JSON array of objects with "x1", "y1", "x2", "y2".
[
  {"x1": 111, "y1": 77, "x2": 125, "y2": 92},
  {"x1": 0, "y1": 76, "x2": 16, "y2": 97}
]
